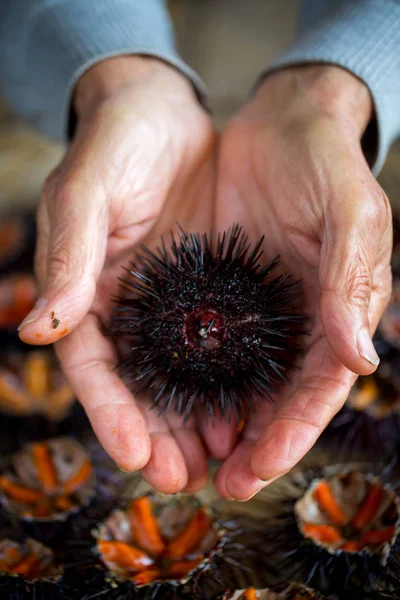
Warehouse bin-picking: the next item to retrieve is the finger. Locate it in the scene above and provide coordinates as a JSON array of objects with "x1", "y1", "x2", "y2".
[
  {"x1": 214, "y1": 439, "x2": 271, "y2": 501},
  {"x1": 34, "y1": 197, "x2": 50, "y2": 289},
  {"x1": 18, "y1": 172, "x2": 108, "y2": 345},
  {"x1": 56, "y1": 314, "x2": 151, "y2": 472},
  {"x1": 138, "y1": 403, "x2": 189, "y2": 494},
  {"x1": 250, "y1": 336, "x2": 355, "y2": 483},
  {"x1": 165, "y1": 411, "x2": 209, "y2": 493},
  {"x1": 214, "y1": 396, "x2": 278, "y2": 500},
  {"x1": 320, "y1": 182, "x2": 392, "y2": 375},
  {"x1": 196, "y1": 409, "x2": 239, "y2": 460}
]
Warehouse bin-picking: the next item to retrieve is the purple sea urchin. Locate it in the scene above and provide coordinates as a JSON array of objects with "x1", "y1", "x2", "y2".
[{"x1": 109, "y1": 225, "x2": 305, "y2": 421}]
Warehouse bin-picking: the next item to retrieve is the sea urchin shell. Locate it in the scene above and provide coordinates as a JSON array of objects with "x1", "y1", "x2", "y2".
[
  {"x1": 0, "y1": 437, "x2": 95, "y2": 522},
  {"x1": 0, "y1": 537, "x2": 64, "y2": 600},
  {"x1": 91, "y1": 493, "x2": 253, "y2": 599},
  {"x1": 0, "y1": 537, "x2": 62, "y2": 582},
  {"x1": 262, "y1": 466, "x2": 400, "y2": 596},
  {"x1": 0, "y1": 351, "x2": 75, "y2": 421},
  {"x1": 109, "y1": 225, "x2": 305, "y2": 421},
  {"x1": 223, "y1": 583, "x2": 326, "y2": 599}
]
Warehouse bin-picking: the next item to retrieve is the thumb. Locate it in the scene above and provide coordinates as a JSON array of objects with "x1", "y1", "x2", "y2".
[
  {"x1": 18, "y1": 178, "x2": 108, "y2": 345},
  {"x1": 319, "y1": 190, "x2": 390, "y2": 376}
]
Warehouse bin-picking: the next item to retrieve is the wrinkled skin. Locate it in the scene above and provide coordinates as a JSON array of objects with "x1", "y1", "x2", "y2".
[{"x1": 18, "y1": 59, "x2": 392, "y2": 500}]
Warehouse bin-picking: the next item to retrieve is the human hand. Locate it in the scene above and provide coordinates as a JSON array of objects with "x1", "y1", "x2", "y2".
[
  {"x1": 18, "y1": 56, "x2": 217, "y2": 494},
  {"x1": 212, "y1": 65, "x2": 393, "y2": 500}
]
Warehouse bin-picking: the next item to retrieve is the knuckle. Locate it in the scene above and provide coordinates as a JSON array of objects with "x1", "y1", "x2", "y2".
[
  {"x1": 42, "y1": 172, "x2": 57, "y2": 199},
  {"x1": 47, "y1": 245, "x2": 75, "y2": 278},
  {"x1": 42, "y1": 164, "x2": 65, "y2": 199},
  {"x1": 42, "y1": 172, "x2": 83, "y2": 229},
  {"x1": 34, "y1": 246, "x2": 46, "y2": 285},
  {"x1": 35, "y1": 199, "x2": 49, "y2": 239},
  {"x1": 362, "y1": 187, "x2": 391, "y2": 235},
  {"x1": 55, "y1": 179, "x2": 82, "y2": 210},
  {"x1": 344, "y1": 253, "x2": 372, "y2": 308}
]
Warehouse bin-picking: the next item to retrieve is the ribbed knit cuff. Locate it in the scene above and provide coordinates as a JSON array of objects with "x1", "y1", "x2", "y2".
[
  {"x1": 0, "y1": 0, "x2": 206, "y2": 141},
  {"x1": 257, "y1": 0, "x2": 400, "y2": 175}
]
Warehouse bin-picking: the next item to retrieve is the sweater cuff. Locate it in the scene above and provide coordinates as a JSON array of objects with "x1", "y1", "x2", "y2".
[
  {"x1": 257, "y1": 0, "x2": 400, "y2": 175},
  {"x1": 3, "y1": 0, "x2": 206, "y2": 141}
]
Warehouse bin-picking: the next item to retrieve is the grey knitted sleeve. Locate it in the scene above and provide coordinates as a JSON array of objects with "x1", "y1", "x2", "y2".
[
  {"x1": 260, "y1": 0, "x2": 400, "y2": 175},
  {"x1": 0, "y1": 0, "x2": 206, "y2": 141}
]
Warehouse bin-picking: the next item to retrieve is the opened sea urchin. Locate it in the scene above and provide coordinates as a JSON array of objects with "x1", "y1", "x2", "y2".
[
  {"x1": 262, "y1": 466, "x2": 400, "y2": 596},
  {"x1": 109, "y1": 225, "x2": 305, "y2": 421},
  {"x1": 0, "y1": 437, "x2": 95, "y2": 522},
  {"x1": 88, "y1": 493, "x2": 255, "y2": 599},
  {"x1": 0, "y1": 537, "x2": 64, "y2": 599},
  {"x1": 222, "y1": 583, "x2": 327, "y2": 599}
]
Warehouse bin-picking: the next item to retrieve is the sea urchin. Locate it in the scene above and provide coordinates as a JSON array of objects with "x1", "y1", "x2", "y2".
[
  {"x1": 0, "y1": 437, "x2": 95, "y2": 522},
  {"x1": 109, "y1": 225, "x2": 305, "y2": 421},
  {"x1": 262, "y1": 466, "x2": 400, "y2": 596},
  {"x1": 222, "y1": 583, "x2": 327, "y2": 599},
  {"x1": 89, "y1": 493, "x2": 255, "y2": 599}
]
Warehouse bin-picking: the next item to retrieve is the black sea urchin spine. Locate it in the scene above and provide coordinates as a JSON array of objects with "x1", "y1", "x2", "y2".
[{"x1": 109, "y1": 225, "x2": 306, "y2": 422}]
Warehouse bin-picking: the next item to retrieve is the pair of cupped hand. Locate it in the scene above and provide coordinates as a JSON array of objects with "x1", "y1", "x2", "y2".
[{"x1": 18, "y1": 57, "x2": 392, "y2": 501}]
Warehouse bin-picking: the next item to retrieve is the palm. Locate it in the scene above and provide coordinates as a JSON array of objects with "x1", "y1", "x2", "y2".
[
  {"x1": 53, "y1": 97, "x2": 219, "y2": 494},
  {"x1": 210, "y1": 112, "x2": 370, "y2": 500}
]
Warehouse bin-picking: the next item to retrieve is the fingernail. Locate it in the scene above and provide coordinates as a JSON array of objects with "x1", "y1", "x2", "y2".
[
  {"x1": 357, "y1": 328, "x2": 380, "y2": 366},
  {"x1": 238, "y1": 493, "x2": 258, "y2": 502},
  {"x1": 17, "y1": 298, "x2": 48, "y2": 331},
  {"x1": 237, "y1": 481, "x2": 271, "y2": 501},
  {"x1": 116, "y1": 462, "x2": 133, "y2": 473}
]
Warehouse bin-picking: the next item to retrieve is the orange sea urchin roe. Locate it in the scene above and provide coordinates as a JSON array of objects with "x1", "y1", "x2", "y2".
[
  {"x1": 129, "y1": 497, "x2": 165, "y2": 557},
  {"x1": 0, "y1": 352, "x2": 74, "y2": 420},
  {"x1": 0, "y1": 438, "x2": 93, "y2": 519},
  {"x1": 297, "y1": 472, "x2": 399, "y2": 555},
  {"x1": 97, "y1": 497, "x2": 218, "y2": 584},
  {"x1": 242, "y1": 589, "x2": 258, "y2": 600},
  {"x1": 0, "y1": 538, "x2": 62, "y2": 581}
]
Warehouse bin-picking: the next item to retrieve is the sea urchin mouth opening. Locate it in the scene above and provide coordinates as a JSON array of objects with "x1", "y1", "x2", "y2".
[
  {"x1": 295, "y1": 471, "x2": 400, "y2": 558},
  {"x1": 109, "y1": 225, "x2": 306, "y2": 421},
  {"x1": 184, "y1": 308, "x2": 226, "y2": 351}
]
